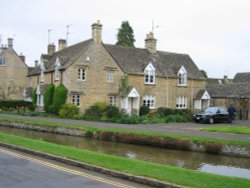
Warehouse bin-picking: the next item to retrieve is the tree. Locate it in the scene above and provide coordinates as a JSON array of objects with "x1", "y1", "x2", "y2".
[
  {"x1": 116, "y1": 21, "x2": 135, "y2": 47},
  {"x1": 200, "y1": 70, "x2": 208, "y2": 78}
]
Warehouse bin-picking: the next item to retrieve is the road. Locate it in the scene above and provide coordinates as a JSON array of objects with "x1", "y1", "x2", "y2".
[
  {"x1": 0, "y1": 114, "x2": 249, "y2": 141},
  {"x1": 0, "y1": 147, "x2": 151, "y2": 188}
]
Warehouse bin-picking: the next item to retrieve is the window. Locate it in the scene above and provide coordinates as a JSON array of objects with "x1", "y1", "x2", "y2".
[
  {"x1": 177, "y1": 66, "x2": 187, "y2": 86},
  {"x1": 176, "y1": 96, "x2": 187, "y2": 109},
  {"x1": 144, "y1": 63, "x2": 155, "y2": 84},
  {"x1": 54, "y1": 67, "x2": 60, "y2": 81},
  {"x1": 54, "y1": 57, "x2": 61, "y2": 81},
  {"x1": 40, "y1": 60, "x2": 45, "y2": 83},
  {"x1": 0, "y1": 58, "x2": 6, "y2": 66},
  {"x1": 106, "y1": 70, "x2": 114, "y2": 83},
  {"x1": 78, "y1": 68, "x2": 86, "y2": 80},
  {"x1": 72, "y1": 95, "x2": 80, "y2": 106},
  {"x1": 109, "y1": 96, "x2": 117, "y2": 106},
  {"x1": 40, "y1": 71, "x2": 44, "y2": 83},
  {"x1": 143, "y1": 95, "x2": 155, "y2": 109}
]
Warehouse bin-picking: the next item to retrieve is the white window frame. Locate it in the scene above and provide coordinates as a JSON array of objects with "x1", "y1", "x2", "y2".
[
  {"x1": 0, "y1": 57, "x2": 6, "y2": 66},
  {"x1": 144, "y1": 63, "x2": 155, "y2": 84},
  {"x1": 109, "y1": 96, "x2": 117, "y2": 106},
  {"x1": 77, "y1": 68, "x2": 86, "y2": 81},
  {"x1": 54, "y1": 57, "x2": 61, "y2": 81},
  {"x1": 72, "y1": 95, "x2": 80, "y2": 107},
  {"x1": 176, "y1": 96, "x2": 187, "y2": 109},
  {"x1": 143, "y1": 95, "x2": 156, "y2": 109},
  {"x1": 177, "y1": 66, "x2": 187, "y2": 86},
  {"x1": 106, "y1": 70, "x2": 114, "y2": 83}
]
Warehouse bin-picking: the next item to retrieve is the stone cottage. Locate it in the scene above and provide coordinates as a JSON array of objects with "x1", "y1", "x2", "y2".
[
  {"x1": 207, "y1": 73, "x2": 250, "y2": 120},
  {"x1": 0, "y1": 38, "x2": 29, "y2": 100},
  {"x1": 28, "y1": 20, "x2": 209, "y2": 114}
]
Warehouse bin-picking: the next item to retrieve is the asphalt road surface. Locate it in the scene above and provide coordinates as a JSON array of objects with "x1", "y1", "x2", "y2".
[{"x1": 0, "y1": 147, "x2": 151, "y2": 188}]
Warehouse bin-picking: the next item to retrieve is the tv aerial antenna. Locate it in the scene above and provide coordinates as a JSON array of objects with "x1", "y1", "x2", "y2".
[
  {"x1": 48, "y1": 29, "x2": 52, "y2": 44},
  {"x1": 66, "y1": 24, "x2": 73, "y2": 45}
]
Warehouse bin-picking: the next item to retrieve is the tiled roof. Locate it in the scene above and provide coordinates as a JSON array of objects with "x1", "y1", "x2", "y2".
[
  {"x1": 104, "y1": 44, "x2": 205, "y2": 79},
  {"x1": 207, "y1": 83, "x2": 250, "y2": 98},
  {"x1": 233, "y1": 72, "x2": 250, "y2": 83},
  {"x1": 28, "y1": 39, "x2": 93, "y2": 76},
  {"x1": 28, "y1": 39, "x2": 205, "y2": 80}
]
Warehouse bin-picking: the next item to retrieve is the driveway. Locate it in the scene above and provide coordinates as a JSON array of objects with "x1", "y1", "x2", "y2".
[{"x1": 0, "y1": 114, "x2": 249, "y2": 141}]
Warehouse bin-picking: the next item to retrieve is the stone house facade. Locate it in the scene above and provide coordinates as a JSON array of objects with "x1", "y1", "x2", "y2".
[
  {"x1": 207, "y1": 73, "x2": 250, "y2": 120},
  {"x1": 0, "y1": 38, "x2": 29, "y2": 100},
  {"x1": 28, "y1": 21, "x2": 208, "y2": 114}
]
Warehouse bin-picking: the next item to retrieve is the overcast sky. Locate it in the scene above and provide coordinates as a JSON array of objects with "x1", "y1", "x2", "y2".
[{"x1": 1, "y1": 0, "x2": 249, "y2": 78}]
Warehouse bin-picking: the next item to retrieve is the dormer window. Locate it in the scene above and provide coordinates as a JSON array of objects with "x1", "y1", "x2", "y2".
[
  {"x1": 40, "y1": 59, "x2": 45, "y2": 83},
  {"x1": 54, "y1": 57, "x2": 61, "y2": 81},
  {"x1": 177, "y1": 66, "x2": 187, "y2": 86},
  {"x1": 144, "y1": 63, "x2": 155, "y2": 84}
]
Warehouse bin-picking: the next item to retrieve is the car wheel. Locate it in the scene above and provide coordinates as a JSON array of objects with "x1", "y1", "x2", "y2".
[
  {"x1": 208, "y1": 117, "x2": 214, "y2": 124},
  {"x1": 195, "y1": 120, "x2": 200, "y2": 123}
]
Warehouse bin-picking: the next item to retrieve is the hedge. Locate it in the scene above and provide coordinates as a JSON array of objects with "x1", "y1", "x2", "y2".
[
  {"x1": 44, "y1": 84, "x2": 55, "y2": 113},
  {"x1": 0, "y1": 100, "x2": 33, "y2": 110},
  {"x1": 53, "y1": 84, "x2": 68, "y2": 114}
]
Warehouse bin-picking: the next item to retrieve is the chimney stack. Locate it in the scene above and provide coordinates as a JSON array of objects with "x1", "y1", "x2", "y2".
[
  {"x1": 8, "y1": 38, "x2": 13, "y2": 48},
  {"x1": 91, "y1": 20, "x2": 102, "y2": 44},
  {"x1": 34, "y1": 60, "x2": 39, "y2": 67},
  {"x1": 47, "y1": 43, "x2": 56, "y2": 55},
  {"x1": 145, "y1": 32, "x2": 157, "y2": 53},
  {"x1": 19, "y1": 53, "x2": 25, "y2": 63},
  {"x1": 58, "y1": 39, "x2": 67, "y2": 51}
]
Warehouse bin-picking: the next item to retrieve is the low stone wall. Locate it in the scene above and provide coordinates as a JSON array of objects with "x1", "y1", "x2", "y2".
[{"x1": 0, "y1": 120, "x2": 249, "y2": 158}]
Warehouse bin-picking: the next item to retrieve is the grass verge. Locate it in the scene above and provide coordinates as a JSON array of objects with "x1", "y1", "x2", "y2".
[
  {"x1": 0, "y1": 132, "x2": 250, "y2": 188},
  {"x1": 0, "y1": 116, "x2": 250, "y2": 147},
  {"x1": 202, "y1": 126, "x2": 250, "y2": 135}
]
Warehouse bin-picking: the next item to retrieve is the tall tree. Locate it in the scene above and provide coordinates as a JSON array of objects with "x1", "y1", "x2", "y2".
[{"x1": 116, "y1": 21, "x2": 135, "y2": 47}]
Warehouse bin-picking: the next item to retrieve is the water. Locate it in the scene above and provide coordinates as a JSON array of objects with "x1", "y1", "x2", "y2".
[{"x1": 1, "y1": 126, "x2": 250, "y2": 179}]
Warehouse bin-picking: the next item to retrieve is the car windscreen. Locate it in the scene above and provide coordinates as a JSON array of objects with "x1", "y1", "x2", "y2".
[{"x1": 204, "y1": 107, "x2": 218, "y2": 114}]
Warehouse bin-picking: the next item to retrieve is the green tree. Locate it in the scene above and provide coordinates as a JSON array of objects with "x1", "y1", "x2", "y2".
[
  {"x1": 119, "y1": 75, "x2": 128, "y2": 98},
  {"x1": 44, "y1": 84, "x2": 55, "y2": 113},
  {"x1": 116, "y1": 21, "x2": 135, "y2": 47},
  {"x1": 53, "y1": 84, "x2": 68, "y2": 114},
  {"x1": 200, "y1": 70, "x2": 208, "y2": 78}
]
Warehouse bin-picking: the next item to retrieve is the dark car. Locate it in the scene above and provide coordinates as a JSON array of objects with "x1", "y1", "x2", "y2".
[{"x1": 193, "y1": 107, "x2": 230, "y2": 124}]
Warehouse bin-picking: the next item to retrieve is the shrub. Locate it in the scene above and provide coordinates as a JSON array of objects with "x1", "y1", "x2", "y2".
[
  {"x1": 44, "y1": 84, "x2": 55, "y2": 113},
  {"x1": 32, "y1": 88, "x2": 37, "y2": 107},
  {"x1": 139, "y1": 105, "x2": 149, "y2": 116},
  {"x1": 84, "y1": 102, "x2": 108, "y2": 121},
  {"x1": 165, "y1": 115, "x2": 177, "y2": 123},
  {"x1": 53, "y1": 84, "x2": 68, "y2": 114},
  {"x1": 58, "y1": 103, "x2": 79, "y2": 118},
  {"x1": 156, "y1": 107, "x2": 175, "y2": 118},
  {"x1": 105, "y1": 105, "x2": 120, "y2": 118},
  {"x1": 0, "y1": 100, "x2": 33, "y2": 111}
]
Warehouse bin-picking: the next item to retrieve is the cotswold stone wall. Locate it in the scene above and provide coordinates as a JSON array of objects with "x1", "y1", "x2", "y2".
[{"x1": 1, "y1": 121, "x2": 249, "y2": 158}]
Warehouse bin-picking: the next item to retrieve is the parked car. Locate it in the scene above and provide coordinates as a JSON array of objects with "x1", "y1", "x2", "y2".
[{"x1": 193, "y1": 107, "x2": 230, "y2": 124}]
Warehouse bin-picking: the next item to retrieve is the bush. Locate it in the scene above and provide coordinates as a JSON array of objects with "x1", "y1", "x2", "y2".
[
  {"x1": 32, "y1": 88, "x2": 37, "y2": 107},
  {"x1": 84, "y1": 102, "x2": 108, "y2": 121},
  {"x1": 44, "y1": 84, "x2": 55, "y2": 113},
  {"x1": 53, "y1": 84, "x2": 68, "y2": 114},
  {"x1": 59, "y1": 103, "x2": 79, "y2": 118},
  {"x1": 139, "y1": 105, "x2": 150, "y2": 116},
  {"x1": 106, "y1": 105, "x2": 120, "y2": 118},
  {"x1": 0, "y1": 100, "x2": 33, "y2": 111},
  {"x1": 156, "y1": 107, "x2": 175, "y2": 118}
]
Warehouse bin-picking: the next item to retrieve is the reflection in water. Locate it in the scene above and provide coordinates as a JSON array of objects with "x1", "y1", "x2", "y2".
[{"x1": 0, "y1": 126, "x2": 250, "y2": 179}]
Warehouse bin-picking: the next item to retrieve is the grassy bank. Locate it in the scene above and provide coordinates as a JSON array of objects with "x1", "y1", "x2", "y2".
[
  {"x1": 0, "y1": 132, "x2": 249, "y2": 188},
  {"x1": 0, "y1": 116, "x2": 250, "y2": 148},
  {"x1": 202, "y1": 126, "x2": 250, "y2": 135}
]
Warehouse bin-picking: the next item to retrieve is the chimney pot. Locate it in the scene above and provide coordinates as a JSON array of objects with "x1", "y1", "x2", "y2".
[
  {"x1": 58, "y1": 39, "x2": 67, "y2": 51},
  {"x1": 34, "y1": 60, "x2": 39, "y2": 67},
  {"x1": 91, "y1": 20, "x2": 102, "y2": 44},
  {"x1": 8, "y1": 38, "x2": 13, "y2": 48},
  {"x1": 47, "y1": 43, "x2": 56, "y2": 55},
  {"x1": 19, "y1": 53, "x2": 25, "y2": 63},
  {"x1": 145, "y1": 32, "x2": 157, "y2": 53}
]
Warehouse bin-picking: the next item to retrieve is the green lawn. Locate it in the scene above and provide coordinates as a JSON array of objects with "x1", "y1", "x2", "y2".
[
  {"x1": 0, "y1": 132, "x2": 250, "y2": 188},
  {"x1": 202, "y1": 126, "x2": 250, "y2": 135},
  {"x1": 1, "y1": 116, "x2": 250, "y2": 147}
]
